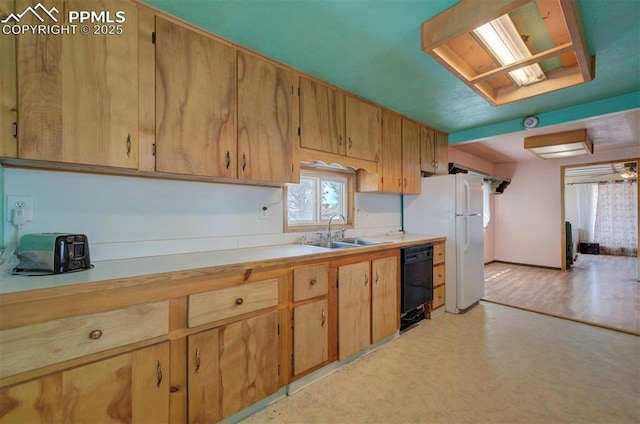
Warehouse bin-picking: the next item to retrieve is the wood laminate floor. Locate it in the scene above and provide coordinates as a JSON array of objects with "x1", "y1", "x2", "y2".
[{"x1": 483, "y1": 254, "x2": 640, "y2": 335}]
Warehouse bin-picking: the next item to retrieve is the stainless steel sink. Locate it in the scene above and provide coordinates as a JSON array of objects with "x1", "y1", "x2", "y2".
[
  {"x1": 341, "y1": 238, "x2": 391, "y2": 246},
  {"x1": 306, "y1": 241, "x2": 360, "y2": 249},
  {"x1": 306, "y1": 238, "x2": 391, "y2": 249}
]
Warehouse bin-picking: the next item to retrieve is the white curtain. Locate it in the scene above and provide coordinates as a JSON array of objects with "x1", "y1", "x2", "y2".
[
  {"x1": 593, "y1": 181, "x2": 638, "y2": 256},
  {"x1": 576, "y1": 183, "x2": 597, "y2": 243}
]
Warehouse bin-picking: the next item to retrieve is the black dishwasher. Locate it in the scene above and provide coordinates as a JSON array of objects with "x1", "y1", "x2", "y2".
[{"x1": 400, "y1": 243, "x2": 433, "y2": 331}]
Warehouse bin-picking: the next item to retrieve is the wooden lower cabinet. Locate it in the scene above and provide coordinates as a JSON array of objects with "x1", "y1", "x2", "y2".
[
  {"x1": 338, "y1": 261, "x2": 371, "y2": 360},
  {"x1": 431, "y1": 242, "x2": 446, "y2": 314},
  {"x1": 432, "y1": 285, "x2": 445, "y2": 310},
  {"x1": 0, "y1": 342, "x2": 170, "y2": 423},
  {"x1": 371, "y1": 256, "x2": 399, "y2": 344},
  {"x1": 292, "y1": 299, "x2": 329, "y2": 376},
  {"x1": 187, "y1": 310, "x2": 279, "y2": 423}
]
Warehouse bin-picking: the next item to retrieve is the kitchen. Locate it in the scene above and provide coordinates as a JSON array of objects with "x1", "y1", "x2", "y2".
[{"x1": 0, "y1": 0, "x2": 639, "y2": 423}]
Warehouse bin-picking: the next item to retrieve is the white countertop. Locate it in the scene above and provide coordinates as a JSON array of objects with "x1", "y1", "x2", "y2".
[{"x1": 0, "y1": 233, "x2": 442, "y2": 295}]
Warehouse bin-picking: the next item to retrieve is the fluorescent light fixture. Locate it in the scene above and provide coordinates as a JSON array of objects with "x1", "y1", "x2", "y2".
[
  {"x1": 524, "y1": 129, "x2": 593, "y2": 160},
  {"x1": 473, "y1": 14, "x2": 546, "y2": 86}
]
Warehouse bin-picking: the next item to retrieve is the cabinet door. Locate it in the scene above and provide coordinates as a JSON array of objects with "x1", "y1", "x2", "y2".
[
  {"x1": 420, "y1": 126, "x2": 436, "y2": 174},
  {"x1": 293, "y1": 299, "x2": 328, "y2": 376},
  {"x1": 345, "y1": 96, "x2": 380, "y2": 162},
  {"x1": 155, "y1": 17, "x2": 236, "y2": 178},
  {"x1": 338, "y1": 261, "x2": 371, "y2": 360},
  {"x1": 237, "y1": 51, "x2": 295, "y2": 183},
  {"x1": 380, "y1": 111, "x2": 402, "y2": 193},
  {"x1": 401, "y1": 119, "x2": 421, "y2": 194},
  {"x1": 433, "y1": 263, "x2": 446, "y2": 287},
  {"x1": 434, "y1": 131, "x2": 449, "y2": 175},
  {"x1": 299, "y1": 77, "x2": 345, "y2": 155},
  {"x1": 432, "y1": 285, "x2": 445, "y2": 309},
  {"x1": 0, "y1": 342, "x2": 170, "y2": 423},
  {"x1": 0, "y1": 0, "x2": 17, "y2": 157},
  {"x1": 17, "y1": 0, "x2": 138, "y2": 168},
  {"x1": 188, "y1": 328, "x2": 221, "y2": 424},
  {"x1": 371, "y1": 256, "x2": 399, "y2": 344},
  {"x1": 219, "y1": 311, "x2": 279, "y2": 419}
]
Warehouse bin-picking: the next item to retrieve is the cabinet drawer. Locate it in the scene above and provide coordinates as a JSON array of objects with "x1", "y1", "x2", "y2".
[
  {"x1": 433, "y1": 243, "x2": 445, "y2": 265},
  {"x1": 433, "y1": 263, "x2": 445, "y2": 286},
  {"x1": 432, "y1": 285, "x2": 445, "y2": 310},
  {"x1": 0, "y1": 301, "x2": 169, "y2": 379},
  {"x1": 293, "y1": 265, "x2": 328, "y2": 302},
  {"x1": 188, "y1": 278, "x2": 279, "y2": 328}
]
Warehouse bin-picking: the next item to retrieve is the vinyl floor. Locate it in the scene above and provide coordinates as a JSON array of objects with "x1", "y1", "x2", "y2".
[{"x1": 241, "y1": 302, "x2": 640, "y2": 424}]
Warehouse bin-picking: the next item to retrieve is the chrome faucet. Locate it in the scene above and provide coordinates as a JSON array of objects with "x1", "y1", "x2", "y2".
[{"x1": 327, "y1": 213, "x2": 346, "y2": 240}]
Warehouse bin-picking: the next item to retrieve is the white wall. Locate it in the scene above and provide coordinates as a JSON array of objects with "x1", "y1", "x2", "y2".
[
  {"x1": 494, "y1": 146, "x2": 639, "y2": 268},
  {"x1": 2, "y1": 168, "x2": 401, "y2": 261}
]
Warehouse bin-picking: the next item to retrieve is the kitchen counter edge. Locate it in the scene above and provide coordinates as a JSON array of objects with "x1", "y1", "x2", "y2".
[{"x1": 0, "y1": 234, "x2": 445, "y2": 303}]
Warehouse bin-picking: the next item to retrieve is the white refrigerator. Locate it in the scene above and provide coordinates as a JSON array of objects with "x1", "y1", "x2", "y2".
[{"x1": 403, "y1": 173, "x2": 485, "y2": 313}]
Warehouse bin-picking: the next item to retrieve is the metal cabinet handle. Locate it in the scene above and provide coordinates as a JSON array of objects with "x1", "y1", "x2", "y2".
[
  {"x1": 225, "y1": 151, "x2": 231, "y2": 169},
  {"x1": 242, "y1": 153, "x2": 247, "y2": 171},
  {"x1": 404, "y1": 177, "x2": 408, "y2": 188},
  {"x1": 375, "y1": 271, "x2": 379, "y2": 284},
  {"x1": 310, "y1": 279, "x2": 317, "y2": 285},
  {"x1": 348, "y1": 137, "x2": 352, "y2": 150},
  {"x1": 157, "y1": 360, "x2": 163, "y2": 387},
  {"x1": 195, "y1": 348, "x2": 201, "y2": 373},
  {"x1": 126, "y1": 134, "x2": 131, "y2": 157},
  {"x1": 321, "y1": 309, "x2": 326, "y2": 326},
  {"x1": 89, "y1": 329, "x2": 103, "y2": 340},
  {"x1": 236, "y1": 297, "x2": 244, "y2": 305},
  {"x1": 364, "y1": 274, "x2": 368, "y2": 286},
  {"x1": 339, "y1": 135, "x2": 343, "y2": 147}
]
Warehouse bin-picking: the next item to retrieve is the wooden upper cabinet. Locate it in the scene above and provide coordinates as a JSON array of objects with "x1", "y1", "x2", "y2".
[
  {"x1": 421, "y1": 126, "x2": 448, "y2": 175},
  {"x1": 401, "y1": 119, "x2": 421, "y2": 194},
  {"x1": 155, "y1": 17, "x2": 236, "y2": 178},
  {"x1": 380, "y1": 111, "x2": 403, "y2": 193},
  {"x1": 0, "y1": 0, "x2": 17, "y2": 158},
  {"x1": 17, "y1": 0, "x2": 138, "y2": 168},
  {"x1": 345, "y1": 96, "x2": 380, "y2": 162},
  {"x1": 299, "y1": 77, "x2": 345, "y2": 155},
  {"x1": 237, "y1": 51, "x2": 295, "y2": 183},
  {"x1": 434, "y1": 131, "x2": 448, "y2": 174}
]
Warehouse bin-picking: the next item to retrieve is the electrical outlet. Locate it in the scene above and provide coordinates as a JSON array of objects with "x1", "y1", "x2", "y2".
[
  {"x1": 259, "y1": 207, "x2": 268, "y2": 220},
  {"x1": 6, "y1": 195, "x2": 34, "y2": 222}
]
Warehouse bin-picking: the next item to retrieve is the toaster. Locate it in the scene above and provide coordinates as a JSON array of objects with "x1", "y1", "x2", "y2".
[{"x1": 14, "y1": 233, "x2": 92, "y2": 275}]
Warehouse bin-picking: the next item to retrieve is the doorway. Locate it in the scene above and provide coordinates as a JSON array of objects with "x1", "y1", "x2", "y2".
[{"x1": 560, "y1": 159, "x2": 638, "y2": 272}]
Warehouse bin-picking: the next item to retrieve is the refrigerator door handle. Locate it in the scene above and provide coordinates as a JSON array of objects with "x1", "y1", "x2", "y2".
[
  {"x1": 464, "y1": 218, "x2": 470, "y2": 252},
  {"x1": 463, "y1": 178, "x2": 471, "y2": 215}
]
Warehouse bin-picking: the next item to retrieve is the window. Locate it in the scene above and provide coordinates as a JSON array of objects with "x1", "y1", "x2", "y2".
[{"x1": 286, "y1": 169, "x2": 353, "y2": 231}]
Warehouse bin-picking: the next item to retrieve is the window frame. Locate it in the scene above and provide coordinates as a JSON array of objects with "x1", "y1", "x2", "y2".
[{"x1": 284, "y1": 167, "x2": 355, "y2": 233}]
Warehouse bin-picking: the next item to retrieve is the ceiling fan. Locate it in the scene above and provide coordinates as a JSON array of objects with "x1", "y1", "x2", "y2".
[
  {"x1": 565, "y1": 161, "x2": 638, "y2": 183},
  {"x1": 620, "y1": 162, "x2": 638, "y2": 180}
]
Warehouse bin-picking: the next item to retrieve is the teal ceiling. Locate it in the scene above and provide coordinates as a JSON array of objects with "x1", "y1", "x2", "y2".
[{"x1": 142, "y1": 0, "x2": 640, "y2": 142}]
